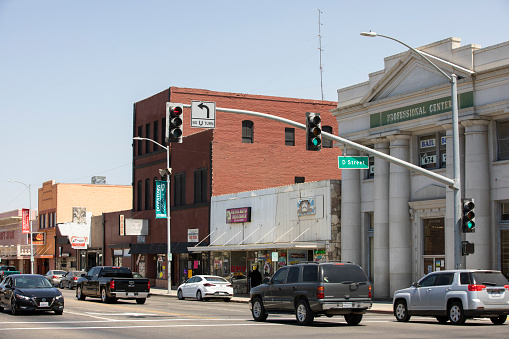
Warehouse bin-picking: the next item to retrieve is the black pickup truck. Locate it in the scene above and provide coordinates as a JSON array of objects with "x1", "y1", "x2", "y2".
[{"x1": 76, "y1": 266, "x2": 150, "y2": 304}]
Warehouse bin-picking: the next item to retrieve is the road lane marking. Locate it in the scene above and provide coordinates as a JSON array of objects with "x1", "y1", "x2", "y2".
[{"x1": 0, "y1": 323, "x2": 284, "y2": 331}]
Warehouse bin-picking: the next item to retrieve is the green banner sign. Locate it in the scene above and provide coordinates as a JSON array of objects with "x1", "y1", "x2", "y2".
[
  {"x1": 155, "y1": 180, "x2": 167, "y2": 218},
  {"x1": 370, "y1": 91, "x2": 473, "y2": 128},
  {"x1": 338, "y1": 156, "x2": 369, "y2": 169}
]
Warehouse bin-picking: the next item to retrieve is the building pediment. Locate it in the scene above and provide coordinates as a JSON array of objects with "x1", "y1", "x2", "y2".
[{"x1": 360, "y1": 50, "x2": 474, "y2": 104}]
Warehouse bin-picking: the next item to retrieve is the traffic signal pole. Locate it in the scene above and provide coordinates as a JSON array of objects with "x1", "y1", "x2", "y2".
[{"x1": 184, "y1": 104, "x2": 457, "y2": 189}]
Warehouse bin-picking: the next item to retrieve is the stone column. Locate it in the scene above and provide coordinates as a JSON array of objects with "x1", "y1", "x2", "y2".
[
  {"x1": 341, "y1": 148, "x2": 362, "y2": 265},
  {"x1": 373, "y1": 138, "x2": 390, "y2": 298},
  {"x1": 462, "y1": 120, "x2": 491, "y2": 268},
  {"x1": 388, "y1": 134, "x2": 412, "y2": 295}
]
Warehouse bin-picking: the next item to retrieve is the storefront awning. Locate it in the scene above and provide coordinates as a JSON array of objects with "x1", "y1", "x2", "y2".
[
  {"x1": 187, "y1": 241, "x2": 326, "y2": 252},
  {"x1": 131, "y1": 242, "x2": 208, "y2": 254}
]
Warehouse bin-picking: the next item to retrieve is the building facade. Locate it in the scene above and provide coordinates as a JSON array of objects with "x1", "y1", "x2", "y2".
[
  {"x1": 331, "y1": 37, "x2": 509, "y2": 297},
  {"x1": 37, "y1": 179, "x2": 132, "y2": 274},
  {"x1": 189, "y1": 179, "x2": 341, "y2": 294},
  {"x1": 0, "y1": 209, "x2": 36, "y2": 273},
  {"x1": 129, "y1": 87, "x2": 340, "y2": 288}
]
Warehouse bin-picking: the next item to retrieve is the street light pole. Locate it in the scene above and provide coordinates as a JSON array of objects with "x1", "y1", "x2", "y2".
[
  {"x1": 133, "y1": 137, "x2": 172, "y2": 294},
  {"x1": 360, "y1": 31, "x2": 466, "y2": 269},
  {"x1": 7, "y1": 180, "x2": 34, "y2": 274}
]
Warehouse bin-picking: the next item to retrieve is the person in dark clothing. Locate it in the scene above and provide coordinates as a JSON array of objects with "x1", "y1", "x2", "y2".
[{"x1": 248, "y1": 265, "x2": 262, "y2": 289}]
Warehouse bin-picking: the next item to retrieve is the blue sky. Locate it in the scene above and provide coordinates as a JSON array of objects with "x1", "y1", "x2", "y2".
[{"x1": 1, "y1": 0, "x2": 508, "y2": 211}]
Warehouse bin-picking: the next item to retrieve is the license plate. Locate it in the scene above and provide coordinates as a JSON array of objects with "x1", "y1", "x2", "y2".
[
  {"x1": 39, "y1": 302, "x2": 49, "y2": 307},
  {"x1": 343, "y1": 302, "x2": 353, "y2": 308},
  {"x1": 128, "y1": 293, "x2": 137, "y2": 297}
]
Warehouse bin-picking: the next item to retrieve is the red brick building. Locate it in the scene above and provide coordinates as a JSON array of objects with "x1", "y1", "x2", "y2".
[{"x1": 105, "y1": 87, "x2": 340, "y2": 288}]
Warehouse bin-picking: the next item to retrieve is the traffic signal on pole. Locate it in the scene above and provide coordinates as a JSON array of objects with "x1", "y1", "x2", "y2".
[
  {"x1": 462, "y1": 198, "x2": 475, "y2": 233},
  {"x1": 306, "y1": 112, "x2": 322, "y2": 151},
  {"x1": 462, "y1": 241, "x2": 475, "y2": 256},
  {"x1": 166, "y1": 102, "x2": 184, "y2": 143}
]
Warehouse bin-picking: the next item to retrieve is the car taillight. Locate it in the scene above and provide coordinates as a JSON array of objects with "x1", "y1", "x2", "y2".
[
  {"x1": 468, "y1": 284, "x2": 486, "y2": 291},
  {"x1": 203, "y1": 283, "x2": 215, "y2": 287},
  {"x1": 110, "y1": 281, "x2": 115, "y2": 290},
  {"x1": 317, "y1": 286, "x2": 324, "y2": 299},
  {"x1": 369, "y1": 285, "x2": 372, "y2": 298},
  {"x1": 227, "y1": 284, "x2": 232, "y2": 287},
  {"x1": 505, "y1": 285, "x2": 509, "y2": 291},
  {"x1": 148, "y1": 281, "x2": 150, "y2": 290},
  {"x1": 73, "y1": 277, "x2": 78, "y2": 281},
  {"x1": 52, "y1": 276, "x2": 58, "y2": 279}
]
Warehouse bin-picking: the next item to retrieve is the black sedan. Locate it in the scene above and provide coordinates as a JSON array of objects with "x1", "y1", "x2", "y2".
[{"x1": 0, "y1": 274, "x2": 64, "y2": 315}]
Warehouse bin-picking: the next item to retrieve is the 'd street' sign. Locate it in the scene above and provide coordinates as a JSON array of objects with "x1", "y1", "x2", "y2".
[{"x1": 338, "y1": 156, "x2": 369, "y2": 169}]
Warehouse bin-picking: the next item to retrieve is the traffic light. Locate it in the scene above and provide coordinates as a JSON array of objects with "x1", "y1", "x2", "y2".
[
  {"x1": 306, "y1": 112, "x2": 322, "y2": 151},
  {"x1": 462, "y1": 241, "x2": 475, "y2": 256},
  {"x1": 462, "y1": 198, "x2": 475, "y2": 233},
  {"x1": 166, "y1": 102, "x2": 184, "y2": 143}
]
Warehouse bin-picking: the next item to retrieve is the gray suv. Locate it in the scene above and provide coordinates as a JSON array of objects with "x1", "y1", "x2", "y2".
[
  {"x1": 249, "y1": 262, "x2": 372, "y2": 325},
  {"x1": 393, "y1": 269, "x2": 509, "y2": 325}
]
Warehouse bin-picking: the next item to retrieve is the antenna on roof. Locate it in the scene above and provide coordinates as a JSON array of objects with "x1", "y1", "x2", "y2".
[{"x1": 318, "y1": 9, "x2": 324, "y2": 101}]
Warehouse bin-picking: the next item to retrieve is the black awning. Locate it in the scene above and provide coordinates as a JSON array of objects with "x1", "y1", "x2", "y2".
[{"x1": 129, "y1": 242, "x2": 209, "y2": 255}]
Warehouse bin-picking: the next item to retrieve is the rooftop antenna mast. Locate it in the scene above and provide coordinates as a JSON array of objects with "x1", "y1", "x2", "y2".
[{"x1": 318, "y1": 9, "x2": 324, "y2": 100}]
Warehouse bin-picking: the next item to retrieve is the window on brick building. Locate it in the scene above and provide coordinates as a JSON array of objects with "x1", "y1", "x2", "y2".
[
  {"x1": 153, "y1": 121, "x2": 159, "y2": 151},
  {"x1": 145, "y1": 123, "x2": 151, "y2": 154},
  {"x1": 137, "y1": 126, "x2": 143, "y2": 156},
  {"x1": 137, "y1": 180, "x2": 142, "y2": 211},
  {"x1": 242, "y1": 120, "x2": 254, "y2": 143},
  {"x1": 145, "y1": 178, "x2": 151, "y2": 210},
  {"x1": 285, "y1": 128, "x2": 295, "y2": 146},
  {"x1": 153, "y1": 177, "x2": 158, "y2": 209},
  {"x1": 322, "y1": 125, "x2": 333, "y2": 148},
  {"x1": 174, "y1": 172, "x2": 186, "y2": 206},
  {"x1": 295, "y1": 177, "x2": 305, "y2": 184},
  {"x1": 194, "y1": 168, "x2": 208, "y2": 203}
]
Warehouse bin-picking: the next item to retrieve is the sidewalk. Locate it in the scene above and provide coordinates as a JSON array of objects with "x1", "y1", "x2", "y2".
[{"x1": 148, "y1": 287, "x2": 393, "y2": 314}]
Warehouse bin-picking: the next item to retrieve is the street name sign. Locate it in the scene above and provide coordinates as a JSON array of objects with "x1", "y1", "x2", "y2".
[
  {"x1": 191, "y1": 101, "x2": 216, "y2": 129},
  {"x1": 338, "y1": 156, "x2": 369, "y2": 169}
]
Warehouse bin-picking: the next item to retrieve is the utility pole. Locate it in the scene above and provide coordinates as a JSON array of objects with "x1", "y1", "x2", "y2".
[{"x1": 318, "y1": 9, "x2": 324, "y2": 100}]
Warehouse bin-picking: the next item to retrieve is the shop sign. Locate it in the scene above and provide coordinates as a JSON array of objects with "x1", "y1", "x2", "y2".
[
  {"x1": 271, "y1": 252, "x2": 278, "y2": 261},
  {"x1": 70, "y1": 236, "x2": 88, "y2": 249},
  {"x1": 155, "y1": 180, "x2": 167, "y2": 218},
  {"x1": 226, "y1": 207, "x2": 251, "y2": 223},
  {"x1": 370, "y1": 91, "x2": 474, "y2": 128},
  {"x1": 119, "y1": 215, "x2": 125, "y2": 236},
  {"x1": 31, "y1": 232, "x2": 45, "y2": 245},
  {"x1": 297, "y1": 198, "x2": 315, "y2": 216},
  {"x1": 188, "y1": 228, "x2": 199, "y2": 242}
]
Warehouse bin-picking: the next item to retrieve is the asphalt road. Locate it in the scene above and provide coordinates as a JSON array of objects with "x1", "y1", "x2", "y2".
[{"x1": 0, "y1": 289, "x2": 506, "y2": 338}]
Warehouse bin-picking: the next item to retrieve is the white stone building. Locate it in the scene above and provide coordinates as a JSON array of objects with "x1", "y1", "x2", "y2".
[{"x1": 331, "y1": 37, "x2": 509, "y2": 298}]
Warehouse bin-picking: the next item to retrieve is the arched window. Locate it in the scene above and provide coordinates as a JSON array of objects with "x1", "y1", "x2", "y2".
[{"x1": 242, "y1": 120, "x2": 254, "y2": 143}]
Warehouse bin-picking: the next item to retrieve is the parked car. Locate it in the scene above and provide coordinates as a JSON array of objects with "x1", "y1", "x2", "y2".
[
  {"x1": 249, "y1": 262, "x2": 372, "y2": 326},
  {"x1": 44, "y1": 270, "x2": 66, "y2": 287},
  {"x1": 0, "y1": 266, "x2": 20, "y2": 281},
  {"x1": 177, "y1": 275, "x2": 233, "y2": 302},
  {"x1": 0, "y1": 274, "x2": 64, "y2": 315},
  {"x1": 76, "y1": 266, "x2": 150, "y2": 304},
  {"x1": 59, "y1": 271, "x2": 83, "y2": 289},
  {"x1": 393, "y1": 269, "x2": 509, "y2": 325}
]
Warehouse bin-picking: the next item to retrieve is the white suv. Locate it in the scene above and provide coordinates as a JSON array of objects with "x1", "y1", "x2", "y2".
[{"x1": 393, "y1": 270, "x2": 509, "y2": 325}]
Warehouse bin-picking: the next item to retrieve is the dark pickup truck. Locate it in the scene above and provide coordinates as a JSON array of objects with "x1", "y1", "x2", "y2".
[{"x1": 76, "y1": 266, "x2": 150, "y2": 304}]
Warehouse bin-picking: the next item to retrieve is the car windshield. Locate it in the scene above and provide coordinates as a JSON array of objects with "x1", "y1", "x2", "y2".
[
  {"x1": 321, "y1": 265, "x2": 368, "y2": 283},
  {"x1": 14, "y1": 276, "x2": 53, "y2": 288},
  {"x1": 204, "y1": 276, "x2": 228, "y2": 283},
  {"x1": 472, "y1": 272, "x2": 509, "y2": 286}
]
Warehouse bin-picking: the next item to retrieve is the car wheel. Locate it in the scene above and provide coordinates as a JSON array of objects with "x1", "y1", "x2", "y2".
[
  {"x1": 251, "y1": 297, "x2": 268, "y2": 322},
  {"x1": 344, "y1": 313, "x2": 363, "y2": 326},
  {"x1": 394, "y1": 300, "x2": 411, "y2": 322},
  {"x1": 295, "y1": 299, "x2": 314, "y2": 326},
  {"x1": 101, "y1": 288, "x2": 112, "y2": 303},
  {"x1": 490, "y1": 315, "x2": 507, "y2": 325},
  {"x1": 54, "y1": 310, "x2": 63, "y2": 315},
  {"x1": 196, "y1": 290, "x2": 203, "y2": 301},
  {"x1": 10, "y1": 298, "x2": 18, "y2": 316},
  {"x1": 76, "y1": 286, "x2": 86, "y2": 300},
  {"x1": 177, "y1": 289, "x2": 185, "y2": 300},
  {"x1": 448, "y1": 301, "x2": 466, "y2": 325},
  {"x1": 436, "y1": 316, "x2": 448, "y2": 324},
  {"x1": 136, "y1": 298, "x2": 146, "y2": 304},
  {"x1": 59, "y1": 281, "x2": 64, "y2": 289}
]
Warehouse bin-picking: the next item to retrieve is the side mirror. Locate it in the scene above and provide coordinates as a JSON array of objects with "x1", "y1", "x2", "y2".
[
  {"x1": 412, "y1": 282, "x2": 419, "y2": 288},
  {"x1": 5, "y1": 284, "x2": 11, "y2": 289}
]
